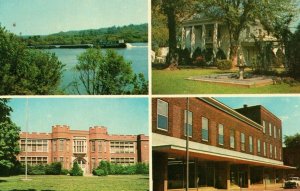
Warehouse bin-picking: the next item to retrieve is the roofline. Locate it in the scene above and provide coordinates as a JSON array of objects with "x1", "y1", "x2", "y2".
[
  {"x1": 235, "y1": 104, "x2": 282, "y2": 122},
  {"x1": 198, "y1": 97, "x2": 264, "y2": 131}
]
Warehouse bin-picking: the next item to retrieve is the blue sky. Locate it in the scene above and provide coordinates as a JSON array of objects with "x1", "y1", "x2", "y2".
[
  {"x1": 0, "y1": 0, "x2": 148, "y2": 35},
  {"x1": 216, "y1": 97, "x2": 300, "y2": 138},
  {"x1": 7, "y1": 98, "x2": 149, "y2": 135}
]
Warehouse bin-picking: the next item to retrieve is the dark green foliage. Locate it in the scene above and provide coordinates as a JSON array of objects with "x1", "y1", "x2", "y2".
[
  {"x1": 0, "y1": 26, "x2": 64, "y2": 95},
  {"x1": 69, "y1": 162, "x2": 83, "y2": 176},
  {"x1": 0, "y1": 99, "x2": 20, "y2": 176},
  {"x1": 286, "y1": 23, "x2": 300, "y2": 79},
  {"x1": 203, "y1": 48, "x2": 214, "y2": 64},
  {"x1": 29, "y1": 164, "x2": 46, "y2": 175},
  {"x1": 192, "y1": 47, "x2": 206, "y2": 66},
  {"x1": 73, "y1": 48, "x2": 148, "y2": 95},
  {"x1": 216, "y1": 60, "x2": 232, "y2": 70},
  {"x1": 93, "y1": 161, "x2": 149, "y2": 176},
  {"x1": 23, "y1": 24, "x2": 147, "y2": 46},
  {"x1": 60, "y1": 168, "x2": 69, "y2": 175},
  {"x1": 216, "y1": 48, "x2": 227, "y2": 60},
  {"x1": 45, "y1": 162, "x2": 62, "y2": 175},
  {"x1": 135, "y1": 163, "x2": 149, "y2": 174},
  {"x1": 93, "y1": 169, "x2": 106, "y2": 176},
  {"x1": 177, "y1": 48, "x2": 191, "y2": 65},
  {"x1": 284, "y1": 133, "x2": 300, "y2": 148}
]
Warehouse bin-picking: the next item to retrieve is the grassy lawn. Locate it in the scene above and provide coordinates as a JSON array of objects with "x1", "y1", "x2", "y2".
[
  {"x1": 0, "y1": 175, "x2": 149, "y2": 191},
  {"x1": 152, "y1": 67, "x2": 300, "y2": 94}
]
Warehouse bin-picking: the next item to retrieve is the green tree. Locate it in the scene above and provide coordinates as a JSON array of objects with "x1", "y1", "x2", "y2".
[
  {"x1": 73, "y1": 48, "x2": 148, "y2": 95},
  {"x1": 284, "y1": 133, "x2": 300, "y2": 148},
  {"x1": 0, "y1": 99, "x2": 20, "y2": 176},
  {"x1": 286, "y1": 23, "x2": 300, "y2": 79},
  {"x1": 198, "y1": 0, "x2": 297, "y2": 67},
  {"x1": 69, "y1": 162, "x2": 83, "y2": 176},
  {"x1": 0, "y1": 26, "x2": 64, "y2": 95},
  {"x1": 153, "y1": 0, "x2": 197, "y2": 67}
]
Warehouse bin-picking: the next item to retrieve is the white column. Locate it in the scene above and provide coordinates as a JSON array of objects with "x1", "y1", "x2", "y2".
[
  {"x1": 181, "y1": 27, "x2": 186, "y2": 49},
  {"x1": 201, "y1": 24, "x2": 206, "y2": 50},
  {"x1": 213, "y1": 22, "x2": 218, "y2": 57},
  {"x1": 191, "y1": 26, "x2": 196, "y2": 55}
]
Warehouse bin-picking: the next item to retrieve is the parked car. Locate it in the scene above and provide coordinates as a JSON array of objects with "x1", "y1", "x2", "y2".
[{"x1": 284, "y1": 177, "x2": 300, "y2": 189}]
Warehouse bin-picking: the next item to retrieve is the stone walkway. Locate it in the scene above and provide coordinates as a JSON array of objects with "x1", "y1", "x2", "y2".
[{"x1": 186, "y1": 73, "x2": 274, "y2": 88}]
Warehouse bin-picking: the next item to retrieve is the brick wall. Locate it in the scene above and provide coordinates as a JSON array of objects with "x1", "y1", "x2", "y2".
[{"x1": 153, "y1": 97, "x2": 283, "y2": 162}]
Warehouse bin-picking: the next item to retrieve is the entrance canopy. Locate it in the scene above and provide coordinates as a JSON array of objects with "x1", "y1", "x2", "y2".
[{"x1": 153, "y1": 133, "x2": 295, "y2": 170}]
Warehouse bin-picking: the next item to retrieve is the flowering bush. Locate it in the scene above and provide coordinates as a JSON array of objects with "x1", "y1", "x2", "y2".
[{"x1": 193, "y1": 56, "x2": 206, "y2": 66}]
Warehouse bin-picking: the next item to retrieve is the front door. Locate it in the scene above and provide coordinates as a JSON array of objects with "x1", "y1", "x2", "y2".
[{"x1": 74, "y1": 157, "x2": 87, "y2": 174}]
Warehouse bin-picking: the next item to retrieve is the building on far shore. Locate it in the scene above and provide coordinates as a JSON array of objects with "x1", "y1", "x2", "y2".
[
  {"x1": 18, "y1": 125, "x2": 149, "y2": 174},
  {"x1": 152, "y1": 97, "x2": 294, "y2": 191}
]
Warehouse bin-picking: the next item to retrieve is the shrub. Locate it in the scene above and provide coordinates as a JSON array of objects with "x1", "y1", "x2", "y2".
[
  {"x1": 30, "y1": 164, "x2": 46, "y2": 175},
  {"x1": 178, "y1": 48, "x2": 191, "y2": 65},
  {"x1": 69, "y1": 162, "x2": 83, "y2": 176},
  {"x1": 45, "y1": 162, "x2": 62, "y2": 175},
  {"x1": 203, "y1": 48, "x2": 214, "y2": 63},
  {"x1": 93, "y1": 169, "x2": 106, "y2": 176},
  {"x1": 216, "y1": 48, "x2": 227, "y2": 60},
  {"x1": 60, "y1": 168, "x2": 69, "y2": 175},
  {"x1": 135, "y1": 163, "x2": 149, "y2": 174},
  {"x1": 216, "y1": 59, "x2": 232, "y2": 70}
]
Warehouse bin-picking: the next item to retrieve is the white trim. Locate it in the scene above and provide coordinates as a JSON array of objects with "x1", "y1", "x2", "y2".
[{"x1": 153, "y1": 133, "x2": 283, "y2": 166}]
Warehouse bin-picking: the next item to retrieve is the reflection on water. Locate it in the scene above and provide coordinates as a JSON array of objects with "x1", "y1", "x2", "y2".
[{"x1": 46, "y1": 43, "x2": 148, "y2": 94}]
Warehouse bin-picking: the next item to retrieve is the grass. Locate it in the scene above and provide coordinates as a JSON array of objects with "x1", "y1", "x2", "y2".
[
  {"x1": 152, "y1": 67, "x2": 300, "y2": 94},
  {"x1": 0, "y1": 175, "x2": 149, "y2": 191}
]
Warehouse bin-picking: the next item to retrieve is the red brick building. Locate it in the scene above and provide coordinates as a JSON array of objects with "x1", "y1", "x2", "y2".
[
  {"x1": 18, "y1": 125, "x2": 149, "y2": 174},
  {"x1": 152, "y1": 97, "x2": 292, "y2": 191}
]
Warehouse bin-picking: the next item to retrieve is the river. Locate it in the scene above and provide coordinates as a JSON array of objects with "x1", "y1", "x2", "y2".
[{"x1": 45, "y1": 43, "x2": 148, "y2": 94}]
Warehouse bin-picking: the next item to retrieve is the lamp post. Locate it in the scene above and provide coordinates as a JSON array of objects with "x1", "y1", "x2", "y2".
[{"x1": 186, "y1": 97, "x2": 189, "y2": 191}]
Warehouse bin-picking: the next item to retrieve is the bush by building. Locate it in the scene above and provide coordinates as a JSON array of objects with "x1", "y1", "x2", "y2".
[
  {"x1": 69, "y1": 162, "x2": 83, "y2": 176},
  {"x1": 92, "y1": 161, "x2": 149, "y2": 176},
  {"x1": 216, "y1": 59, "x2": 232, "y2": 70}
]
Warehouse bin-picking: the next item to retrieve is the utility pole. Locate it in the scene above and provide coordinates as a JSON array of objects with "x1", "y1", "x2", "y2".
[
  {"x1": 25, "y1": 98, "x2": 29, "y2": 180},
  {"x1": 186, "y1": 97, "x2": 189, "y2": 191}
]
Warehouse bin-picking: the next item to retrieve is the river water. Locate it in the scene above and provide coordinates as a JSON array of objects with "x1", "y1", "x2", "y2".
[{"x1": 46, "y1": 43, "x2": 148, "y2": 94}]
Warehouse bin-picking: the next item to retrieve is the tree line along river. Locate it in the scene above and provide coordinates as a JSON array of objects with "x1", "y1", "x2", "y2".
[{"x1": 45, "y1": 43, "x2": 148, "y2": 94}]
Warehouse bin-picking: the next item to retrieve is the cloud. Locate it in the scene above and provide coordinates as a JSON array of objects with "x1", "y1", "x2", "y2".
[{"x1": 280, "y1": 116, "x2": 289, "y2": 121}]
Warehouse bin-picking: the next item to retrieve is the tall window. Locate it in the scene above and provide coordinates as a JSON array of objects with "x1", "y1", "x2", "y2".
[
  {"x1": 184, "y1": 110, "x2": 193, "y2": 137},
  {"x1": 274, "y1": 146, "x2": 277, "y2": 159},
  {"x1": 257, "y1": 139, "x2": 261, "y2": 154},
  {"x1": 241, "y1": 133, "x2": 245, "y2": 151},
  {"x1": 60, "y1": 157, "x2": 63, "y2": 162},
  {"x1": 262, "y1": 121, "x2": 266, "y2": 133},
  {"x1": 73, "y1": 138, "x2": 87, "y2": 153},
  {"x1": 98, "y1": 141, "x2": 102, "y2": 152},
  {"x1": 274, "y1": 126, "x2": 277, "y2": 138},
  {"x1": 279, "y1": 128, "x2": 281, "y2": 139},
  {"x1": 201, "y1": 117, "x2": 209, "y2": 141},
  {"x1": 91, "y1": 141, "x2": 95, "y2": 152},
  {"x1": 249, "y1": 136, "x2": 253, "y2": 153},
  {"x1": 66, "y1": 141, "x2": 69, "y2": 152},
  {"x1": 20, "y1": 139, "x2": 48, "y2": 152},
  {"x1": 157, "y1": 99, "x2": 168, "y2": 130},
  {"x1": 230, "y1": 129, "x2": 235, "y2": 149},
  {"x1": 20, "y1": 157, "x2": 47, "y2": 165},
  {"x1": 218, "y1": 124, "x2": 224, "y2": 145},
  {"x1": 91, "y1": 158, "x2": 96, "y2": 169},
  {"x1": 53, "y1": 140, "x2": 56, "y2": 152},
  {"x1": 110, "y1": 141, "x2": 135, "y2": 153},
  {"x1": 263, "y1": 142, "x2": 266, "y2": 156},
  {"x1": 269, "y1": 123, "x2": 272, "y2": 136},
  {"x1": 59, "y1": 139, "x2": 64, "y2": 151},
  {"x1": 270, "y1": 144, "x2": 273, "y2": 158}
]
